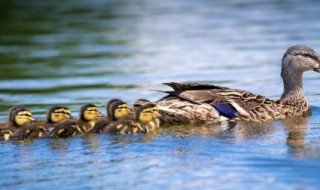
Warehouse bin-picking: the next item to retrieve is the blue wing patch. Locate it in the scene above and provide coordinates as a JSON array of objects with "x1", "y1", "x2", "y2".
[{"x1": 213, "y1": 103, "x2": 237, "y2": 119}]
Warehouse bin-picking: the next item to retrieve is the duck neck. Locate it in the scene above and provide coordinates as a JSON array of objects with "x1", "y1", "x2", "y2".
[{"x1": 280, "y1": 67, "x2": 307, "y2": 104}]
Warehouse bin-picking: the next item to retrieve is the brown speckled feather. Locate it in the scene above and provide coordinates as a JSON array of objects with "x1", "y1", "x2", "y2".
[
  {"x1": 104, "y1": 114, "x2": 152, "y2": 135},
  {"x1": 12, "y1": 123, "x2": 46, "y2": 141},
  {"x1": 49, "y1": 120, "x2": 82, "y2": 138},
  {"x1": 157, "y1": 82, "x2": 310, "y2": 123}
]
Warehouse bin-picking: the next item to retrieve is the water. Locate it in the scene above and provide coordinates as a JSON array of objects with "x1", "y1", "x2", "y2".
[{"x1": 0, "y1": 0, "x2": 320, "y2": 189}]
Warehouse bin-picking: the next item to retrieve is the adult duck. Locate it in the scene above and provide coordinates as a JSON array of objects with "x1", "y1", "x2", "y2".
[{"x1": 156, "y1": 45, "x2": 320, "y2": 123}]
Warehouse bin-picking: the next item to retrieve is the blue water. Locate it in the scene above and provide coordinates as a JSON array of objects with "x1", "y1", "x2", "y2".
[{"x1": 1, "y1": 0, "x2": 320, "y2": 189}]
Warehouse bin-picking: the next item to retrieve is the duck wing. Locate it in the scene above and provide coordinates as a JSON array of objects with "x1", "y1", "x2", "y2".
[{"x1": 163, "y1": 82, "x2": 227, "y2": 90}]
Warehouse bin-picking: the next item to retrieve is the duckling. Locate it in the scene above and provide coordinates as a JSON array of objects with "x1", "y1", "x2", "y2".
[
  {"x1": 0, "y1": 106, "x2": 36, "y2": 140},
  {"x1": 48, "y1": 104, "x2": 102, "y2": 138},
  {"x1": 105, "y1": 103, "x2": 161, "y2": 135},
  {"x1": 132, "y1": 99, "x2": 162, "y2": 132},
  {"x1": 12, "y1": 106, "x2": 73, "y2": 141},
  {"x1": 45, "y1": 106, "x2": 73, "y2": 129},
  {"x1": 89, "y1": 99, "x2": 131, "y2": 133}
]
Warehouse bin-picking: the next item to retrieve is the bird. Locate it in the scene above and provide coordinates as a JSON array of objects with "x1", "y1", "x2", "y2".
[
  {"x1": 0, "y1": 106, "x2": 36, "y2": 140},
  {"x1": 105, "y1": 103, "x2": 161, "y2": 135},
  {"x1": 12, "y1": 106, "x2": 73, "y2": 141},
  {"x1": 89, "y1": 99, "x2": 131, "y2": 133},
  {"x1": 132, "y1": 99, "x2": 161, "y2": 132},
  {"x1": 45, "y1": 106, "x2": 73, "y2": 129},
  {"x1": 48, "y1": 104, "x2": 103, "y2": 138},
  {"x1": 156, "y1": 45, "x2": 320, "y2": 123}
]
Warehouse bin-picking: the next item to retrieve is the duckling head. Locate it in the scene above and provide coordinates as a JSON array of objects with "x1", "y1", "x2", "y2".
[
  {"x1": 135, "y1": 103, "x2": 160, "y2": 124},
  {"x1": 150, "y1": 105, "x2": 161, "y2": 118},
  {"x1": 107, "y1": 99, "x2": 130, "y2": 121},
  {"x1": 9, "y1": 106, "x2": 35, "y2": 127},
  {"x1": 47, "y1": 106, "x2": 72, "y2": 123},
  {"x1": 80, "y1": 104, "x2": 103, "y2": 122},
  {"x1": 282, "y1": 45, "x2": 320, "y2": 76},
  {"x1": 133, "y1": 99, "x2": 151, "y2": 111}
]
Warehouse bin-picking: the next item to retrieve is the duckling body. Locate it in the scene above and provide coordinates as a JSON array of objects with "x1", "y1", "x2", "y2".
[
  {"x1": 49, "y1": 120, "x2": 81, "y2": 138},
  {"x1": 12, "y1": 123, "x2": 46, "y2": 141},
  {"x1": 157, "y1": 45, "x2": 320, "y2": 123},
  {"x1": 0, "y1": 126, "x2": 15, "y2": 141},
  {"x1": 105, "y1": 115, "x2": 146, "y2": 135}
]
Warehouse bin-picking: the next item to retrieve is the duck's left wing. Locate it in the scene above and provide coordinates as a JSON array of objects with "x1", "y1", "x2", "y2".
[
  {"x1": 160, "y1": 89, "x2": 225, "y2": 104},
  {"x1": 163, "y1": 82, "x2": 227, "y2": 91}
]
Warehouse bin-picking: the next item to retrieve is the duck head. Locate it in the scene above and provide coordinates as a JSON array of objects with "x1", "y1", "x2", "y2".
[
  {"x1": 9, "y1": 106, "x2": 35, "y2": 127},
  {"x1": 80, "y1": 104, "x2": 103, "y2": 122},
  {"x1": 47, "y1": 106, "x2": 72, "y2": 123},
  {"x1": 282, "y1": 45, "x2": 320, "y2": 75},
  {"x1": 107, "y1": 99, "x2": 130, "y2": 121}
]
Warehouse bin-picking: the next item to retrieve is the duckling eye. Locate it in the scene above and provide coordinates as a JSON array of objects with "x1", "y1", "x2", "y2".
[
  {"x1": 19, "y1": 113, "x2": 32, "y2": 117},
  {"x1": 143, "y1": 110, "x2": 153, "y2": 114},
  {"x1": 87, "y1": 108, "x2": 98, "y2": 112}
]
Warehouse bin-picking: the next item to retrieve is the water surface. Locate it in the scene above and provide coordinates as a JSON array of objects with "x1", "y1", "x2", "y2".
[{"x1": 1, "y1": 0, "x2": 320, "y2": 189}]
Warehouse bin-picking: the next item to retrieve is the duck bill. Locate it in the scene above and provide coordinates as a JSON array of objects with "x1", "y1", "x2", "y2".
[{"x1": 30, "y1": 117, "x2": 37, "y2": 121}]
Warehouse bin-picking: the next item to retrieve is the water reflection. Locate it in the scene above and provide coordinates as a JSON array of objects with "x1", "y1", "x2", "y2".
[
  {"x1": 282, "y1": 116, "x2": 308, "y2": 157},
  {"x1": 230, "y1": 121, "x2": 277, "y2": 140}
]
